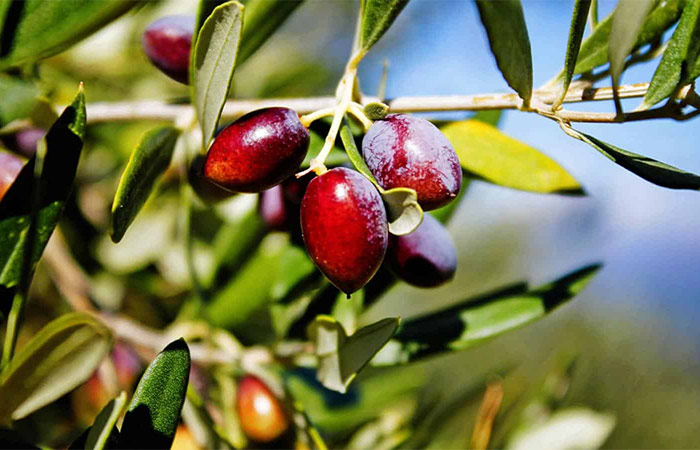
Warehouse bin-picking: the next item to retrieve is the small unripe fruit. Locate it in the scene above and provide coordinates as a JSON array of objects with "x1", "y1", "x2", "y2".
[
  {"x1": 388, "y1": 214, "x2": 457, "y2": 287},
  {"x1": 236, "y1": 375, "x2": 289, "y2": 443},
  {"x1": 203, "y1": 107, "x2": 310, "y2": 193},
  {"x1": 301, "y1": 167, "x2": 388, "y2": 294},
  {"x1": 362, "y1": 114, "x2": 461, "y2": 210},
  {"x1": 142, "y1": 15, "x2": 194, "y2": 84},
  {"x1": 0, "y1": 151, "x2": 25, "y2": 202}
]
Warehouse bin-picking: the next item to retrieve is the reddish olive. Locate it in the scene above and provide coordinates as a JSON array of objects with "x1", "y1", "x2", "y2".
[
  {"x1": 388, "y1": 214, "x2": 457, "y2": 287},
  {"x1": 236, "y1": 375, "x2": 289, "y2": 443},
  {"x1": 203, "y1": 107, "x2": 310, "y2": 193},
  {"x1": 362, "y1": 114, "x2": 461, "y2": 210},
  {"x1": 142, "y1": 15, "x2": 194, "y2": 84},
  {"x1": 259, "y1": 185, "x2": 287, "y2": 231},
  {"x1": 1, "y1": 127, "x2": 44, "y2": 157},
  {"x1": 188, "y1": 154, "x2": 234, "y2": 203},
  {"x1": 0, "y1": 151, "x2": 25, "y2": 202},
  {"x1": 300, "y1": 167, "x2": 388, "y2": 294}
]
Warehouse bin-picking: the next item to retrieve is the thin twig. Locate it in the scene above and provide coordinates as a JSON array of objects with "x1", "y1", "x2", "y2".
[{"x1": 84, "y1": 82, "x2": 681, "y2": 125}]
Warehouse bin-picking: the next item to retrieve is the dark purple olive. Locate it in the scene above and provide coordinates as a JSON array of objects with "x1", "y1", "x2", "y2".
[
  {"x1": 142, "y1": 15, "x2": 194, "y2": 84},
  {"x1": 0, "y1": 151, "x2": 25, "y2": 202},
  {"x1": 362, "y1": 114, "x2": 461, "y2": 210},
  {"x1": 300, "y1": 168, "x2": 388, "y2": 294},
  {"x1": 259, "y1": 185, "x2": 287, "y2": 231},
  {"x1": 203, "y1": 107, "x2": 309, "y2": 193},
  {"x1": 388, "y1": 214, "x2": 457, "y2": 287}
]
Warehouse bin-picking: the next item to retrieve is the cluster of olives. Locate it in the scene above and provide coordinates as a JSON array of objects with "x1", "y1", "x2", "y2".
[{"x1": 140, "y1": 16, "x2": 460, "y2": 294}]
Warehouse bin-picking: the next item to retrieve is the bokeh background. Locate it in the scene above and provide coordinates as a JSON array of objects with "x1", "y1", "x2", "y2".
[{"x1": 37, "y1": 0, "x2": 700, "y2": 447}]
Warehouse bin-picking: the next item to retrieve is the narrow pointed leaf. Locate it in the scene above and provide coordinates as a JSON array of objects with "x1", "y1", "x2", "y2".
[
  {"x1": 0, "y1": 86, "x2": 85, "y2": 292},
  {"x1": 110, "y1": 126, "x2": 179, "y2": 243},
  {"x1": 196, "y1": 0, "x2": 303, "y2": 66},
  {"x1": 553, "y1": 0, "x2": 592, "y2": 108},
  {"x1": 573, "y1": 129, "x2": 700, "y2": 190},
  {"x1": 641, "y1": 0, "x2": 700, "y2": 109},
  {"x1": 0, "y1": 0, "x2": 140, "y2": 69},
  {"x1": 441, "y1": 120, "x2": 583, "y2": 195},
  {"x1": 0, "y1": 313, "x2": 113, "y2": 425},
  {"x1": 475, "y1": 0, "x2": 533, "y2": 105},
  {"x1": 373, "y1": 264, "x2": 601, "y2": 365},
  {"x1": 309, "y1": 316, "x2": 399, "y2": 393},
  {"x1": 359, "y1": 0, "x2": 410, "y2": 53},
  {"x1": 609, "y1": 0, "x2": 657, "y2": 111},
  {"x1": 119, "y1": 339, "x2": 191, "y2": 449},
  {"x1": 85, "y1": 391, "x2": 128, "y2": 450},
  {"x1": 192, "y1": 1, "x2": 244, "y2": 147},
  {"x1": 340, "y1": 123, "x2": 422, "y2": 235},
  {"x1": 552, "y1": 0, "x2": 683, "y2": 79}
]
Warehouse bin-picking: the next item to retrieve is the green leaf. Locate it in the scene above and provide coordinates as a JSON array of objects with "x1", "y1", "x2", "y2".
[
  {"x1": 0, "y1": 0, "x2": 140, "y2": 69},
  {"x1": 308, "y1": 316, "x2": 400, "y2": 393},
  {"x1": 572, "y1": 129, "x2": 700, "y2": 190},
  {"x1": 119, "y1": 339, "x2": 191, "y2": 449},
  {"x1": 84, "y1": 391, "x2": 128, "y2": 450},
  {"x1": 110, "y1": 126, "x2": 179, "y2": 243},
  {"x1": 339, "y1": 123, "x2": 423, "y2": 235},
  {"x1": 359, "y1": 0, "x2": 410, "y2": 53},
  {"x1": 191, "y1": 1, "x2": 244, "y2": 148},
  {"x1": 475, "y1": 0, "x2": 533, "y2": 105},
  {"x1": 0, "y1": 86, "x2": 85, "y2": 292},
  {"x1": 553, "y1": 0, "x2": 592, "y2": 108},
  {"x1": 237, "y1": 0, "x2": 304, "y2": 65},
  {"x1": 0, "y1": 75, "x2": 43, "y2": 129},
  {"x1": 609, "y1": 0, "x2": 656, "y2": 111},
  {"x1": 441, "y1": 120, "x2": 583, "y2": 195},
  {"x1": 553, "y1": 0, "x2": 683, "y2": 78},
  {"x1": 641, "y1": 0, "x2": 700, "y2": 109},
  {"x1": 374, "y1": 264, "x2": 601, "y2": 365},
  {"x1": 0, "y1": 312, "x2": 113, "y2": 425}
]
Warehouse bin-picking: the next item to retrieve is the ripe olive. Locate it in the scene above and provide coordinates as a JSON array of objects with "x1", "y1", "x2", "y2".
[
  {"x1": 142, "y1": 15, "x2": 194, "y2": 84},
  {"x1": 236, "y1": 375, "x2": 289, "y2": 443}
]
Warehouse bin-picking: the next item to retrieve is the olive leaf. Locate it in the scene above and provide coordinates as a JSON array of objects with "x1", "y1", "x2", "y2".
[
  {"x1": 110, "y1": 126, "x2": 179, "y2": 243},
  {"x1": 84, "y1": 391, "x2": 128, "y2": 450},
  {"x1": 553, "y1": 0, "x2": 592, "y2": 108},
  {"x1": 550, "y1": 0, "x2": 683, "y2": 80},
  {"x1": 640, "y1": 0, "x2": 700, "y2": 109},
  {"x1": 0, "y1": 0, "x2": 140, "y2": 69},
  {"x1": 475, "y1": 0, "x2": 533, "y2": 106},
  {"x1": 0, "y1": 312, "x2": 114, "y2": 425},
  {"x1": 118, "y1": 339, "x2": 191, "y2": 449},
  {"x1": 359, "y1": 0, "x2": 410, "y2": 53},
  {"x1": 0, "y1": 86, "x2": 85, "y2": 294},
  {"x1": 0, "y1": 75, "x2": 52, "y2": 130},
  {"x1": 609, "y1": 0, "x2": 656, "y2": 112},
  {"x1": 308, "y1": 315, "x2": 400, "y2": 393},
  {"x1": 373, "y1": 264, "x2": 601, "y2": 365},
  {"x1": 191, "y1": 1, "x2": 244, "y2": 148},
  {"x1": 339, "y1": 123, "x2": 423, "y2": 235},
  {"x1": 570, "y1": 128, "x2": 700, "y2": 190},
  {"x1": 441, "y1": 120, "x2": 583, "y2": 195}
]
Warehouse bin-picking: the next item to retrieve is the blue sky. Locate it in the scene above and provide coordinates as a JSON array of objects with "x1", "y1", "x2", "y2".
[{"x1": 351, "y1": 1, "x2": 700, "y2": 340}]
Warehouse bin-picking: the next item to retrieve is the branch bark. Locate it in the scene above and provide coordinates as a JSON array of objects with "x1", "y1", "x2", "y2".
[{"x1": 84, "y1": 82, "x2": 684, "y2": 125}]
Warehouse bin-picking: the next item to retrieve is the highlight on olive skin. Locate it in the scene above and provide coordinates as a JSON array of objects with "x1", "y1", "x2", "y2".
[
  {"x1": 362, "y1": 113, "x2": 462, "y2": 210},
  {"x1": 203, "y1": 107, "x2": 310, "y2": 193},
  {"x1": 141, "y1": 15, "x2": 195, "y2": 84},
  {"x1": 300, "y1": 167, "x2": 388, "y2": 294},
  {"x1": 236, "y1": 375, "x2": 290, "y2": 443},
  {"x1": 388, "y1": 213, "x2": 457, "y2": 287}
]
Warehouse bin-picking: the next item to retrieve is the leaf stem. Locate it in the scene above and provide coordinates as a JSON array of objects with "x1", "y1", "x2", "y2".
[{"x1": 299, "y1": 107, "x2": 336, "y2": 128}]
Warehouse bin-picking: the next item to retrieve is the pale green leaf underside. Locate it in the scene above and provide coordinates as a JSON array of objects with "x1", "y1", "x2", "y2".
[
  {"x1": 609, "y1": 0, "x2": 656, "y2": 93},
  {"x1": 0, "y1": 313, "x2": 113, "y2": 425},
  {"x1": 359, "y1": 0, "x2": 410, "y2": 52},
  {"x1": 192, "y1": 1, "x2": 244, "y2": 148}
]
